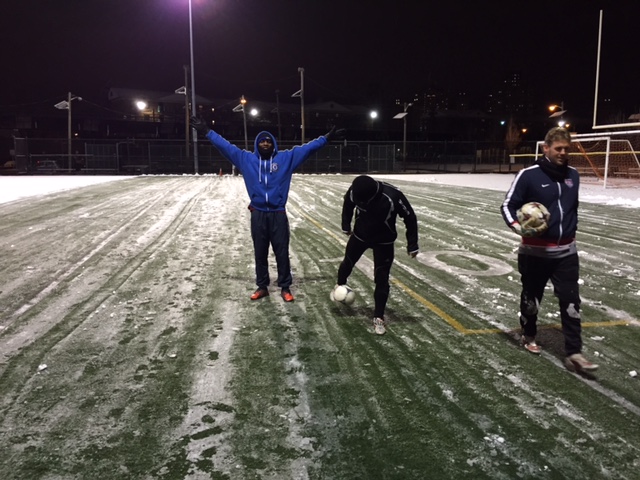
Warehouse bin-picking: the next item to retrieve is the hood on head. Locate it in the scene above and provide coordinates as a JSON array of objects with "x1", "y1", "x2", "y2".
[{"x1": 254, "y1": 130, "x2": 278, "y2": 158}]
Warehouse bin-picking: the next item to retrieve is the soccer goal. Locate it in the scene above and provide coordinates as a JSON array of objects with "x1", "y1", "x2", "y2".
[{"x1": 535, "y1": 130, "x2": 640, "y2": 189}]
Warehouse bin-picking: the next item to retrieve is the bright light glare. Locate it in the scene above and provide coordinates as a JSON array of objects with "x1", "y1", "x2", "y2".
[
  {"x1": 136, "y1": 101, "x2": 147, "y2": 111},
  {"x1": 370, "y1": 111, "x2": 378, "y2": 119},
  {"x1": 250, "y1": 108, "x2": 259, "y2": 116}
]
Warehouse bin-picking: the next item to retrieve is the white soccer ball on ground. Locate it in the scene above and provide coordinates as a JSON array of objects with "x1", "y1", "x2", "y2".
[
  {"x1": 517, "y1": 202, "x2": 550, "y2": 229},
  {"x1": 330, "y1": 284, "x2": 356, "y2": 305}
]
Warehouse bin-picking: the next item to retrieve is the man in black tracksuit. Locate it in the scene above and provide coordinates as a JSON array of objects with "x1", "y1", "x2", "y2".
[
  {"x1": 501, "y1": 127, "x2": 598, "y2": 373},
  {"x1": 334, "y1": 175, "x2": 419, "y2": 335}
]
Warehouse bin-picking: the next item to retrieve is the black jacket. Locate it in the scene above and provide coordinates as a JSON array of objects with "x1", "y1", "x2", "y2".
[{"x1": 342, "y1": 181, "x2": 419, "y2": 254}]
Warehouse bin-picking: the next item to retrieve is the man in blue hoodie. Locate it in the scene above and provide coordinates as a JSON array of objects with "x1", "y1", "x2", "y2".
[
  {"x1": 501, "y1": 126, "x2": 598, "y2": 374},
  {"x1": 192, "y1": 116, "x2": 345, "y2": 302}
]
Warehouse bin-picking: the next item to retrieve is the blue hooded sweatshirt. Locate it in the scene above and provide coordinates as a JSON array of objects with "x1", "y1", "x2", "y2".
[{"x1": 204, "y1": 130, "x2": 328, "y2": 211}]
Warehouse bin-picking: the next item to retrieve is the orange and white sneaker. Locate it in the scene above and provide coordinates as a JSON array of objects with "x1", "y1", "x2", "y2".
[
  {"x1": 521, "y1": 335, "x2": 541, "y2": 354},
  {"x1": 564, "y1": 353, "x2": 599, "y2": 373},
  {"x1": 281, "y1": 289, "x2": 294, "y2": 302},
  {"x1": 250, "y1": 288, "x2": 269, "y2": 301}
]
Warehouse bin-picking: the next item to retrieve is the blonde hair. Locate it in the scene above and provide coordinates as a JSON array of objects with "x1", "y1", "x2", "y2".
[{"x1": 544, "y1": 127, "x2": 571, "y2": 145}]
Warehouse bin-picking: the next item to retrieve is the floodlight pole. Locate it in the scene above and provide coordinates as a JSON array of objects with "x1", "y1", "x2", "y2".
[
  {"x1": 55, "y1": 92, "x2": 81, "y2": 172},
  {"x1": 396, "y1": 102, "x2": 412, "y2": 161},
  {"x1": 291, "y1": 68, "x2": 305, "y2": 143},
  {"x1": 298, "y1": 67, "x2": 305, "y2": 143},
  {"x1": 275, "y1": 89, "x2": 282, "y2": 141},
  {"x1": 403, "y1": 103, "x2": 409, "y2": 161},
  {"x1": 188, "y1": 0, "x2": 199, "y2": 174},
  {"x1": 184, "y1": 65, "x2": 190, "y2": 160},
  {"x1": 67, "y1": 91, "x2": 72, "y2": 172},
  {"x1": 242, "y1": 96, "x2": 249, "y2": 150}
]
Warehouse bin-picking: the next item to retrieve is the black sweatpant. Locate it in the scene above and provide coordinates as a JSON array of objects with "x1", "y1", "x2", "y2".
[
  {"x1": 250, "y1": 210, "x2": 291, "y2": 289},
  {"x1": 337, "y1": 236, "x2": 394, "y2": 318},
  {"x1": 518, "y1": 252, "x2": 582, "y2": 355}
]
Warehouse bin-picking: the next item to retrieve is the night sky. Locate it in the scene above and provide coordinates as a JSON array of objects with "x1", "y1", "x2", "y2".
[{"x1": 2, "y1": 0, "x2": 639, "y2": 120}]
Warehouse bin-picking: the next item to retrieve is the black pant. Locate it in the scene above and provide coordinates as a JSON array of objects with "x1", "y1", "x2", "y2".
[
  {"x1": 518, "y1": 252, "x2": 582, "y2": 355},
  {"x1": 250, "y1": 210, "x2": 291, "y2": 289},
  {"x1": 338, "y1": 236, "x2": 394, "y2": 318}
]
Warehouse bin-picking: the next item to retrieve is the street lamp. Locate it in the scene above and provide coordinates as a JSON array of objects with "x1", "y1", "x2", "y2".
[
  {"x1": 54, "y1": 92, "x2": 82, "y2": 172},
  {"x1": 232, "y1": 97, "x2": 248, "y2": 153},
  {"x1": 370, "y1": 109, "x2": 378, "y2": 123},
  {"x1": 549, "y1": 102, "x2": 567, "y2": 126},
  {"x1": 230, "y1": 95, "x2": 248, "y2": 175},
  {"x1": 393, "y1": 102, "x2": 412, "y2": 162},
  {"x1": 188, "y1": 0, "x2": 199, "y2": 174},
  {"x1": 175, "y1": 82, "x2": 189, "y2": 160},
  {"x1": 291, "y1": 67, "x2": 305, "y2": 143}
]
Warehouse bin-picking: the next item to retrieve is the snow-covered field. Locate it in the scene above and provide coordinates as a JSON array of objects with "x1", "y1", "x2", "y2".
[
  {"x1": 1, "y1": 173, "x2": 639, "y2": 479},
  {"x1": 1, "y1": 173, "x2": 638, "y2": 207}
]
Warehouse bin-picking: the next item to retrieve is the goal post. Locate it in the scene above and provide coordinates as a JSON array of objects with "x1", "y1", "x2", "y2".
[
  {"x1": 592, "y1": 10, "x2": 640, "y2": 131},
  {"x1": 535, "y1": 130, "x2": 640, "y2": 189}
]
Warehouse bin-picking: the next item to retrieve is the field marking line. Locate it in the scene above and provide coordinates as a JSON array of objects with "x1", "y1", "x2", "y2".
[
  {"x1": 294, "y1": 207, "x2": 473, "y2": 333},
  {"x1": 295, "y1": 204, "x2": 640, "y2": 418}
]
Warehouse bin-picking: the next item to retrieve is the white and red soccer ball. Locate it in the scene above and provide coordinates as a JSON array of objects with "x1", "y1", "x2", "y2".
[{"x1": 517, "y1": 202, "x2": 550, "y2": 229}]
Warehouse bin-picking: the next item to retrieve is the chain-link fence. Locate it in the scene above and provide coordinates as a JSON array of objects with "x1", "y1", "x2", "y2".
[{"x1": 7, "y1": 137, "x2": 538, "y2": 175}]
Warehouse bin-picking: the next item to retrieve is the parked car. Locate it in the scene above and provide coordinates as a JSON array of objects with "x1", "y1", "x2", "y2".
[{"x1": 35, "y1": 159, "x2": 59, "y2": 174}]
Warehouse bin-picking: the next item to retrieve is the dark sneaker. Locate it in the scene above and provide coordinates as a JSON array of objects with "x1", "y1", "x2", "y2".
[
  {"x1": 564, "y1": 353, "x2": 599, "y2": 372},
  {"x1": 521, "y1": 335, "x2": 541, "y2": 354},
  {"x1": 281, "y1": 289, "x2": 294, "y2": 302},
  {"x1": 250, "y1": 288, "x2": 269, "y2": 301}
]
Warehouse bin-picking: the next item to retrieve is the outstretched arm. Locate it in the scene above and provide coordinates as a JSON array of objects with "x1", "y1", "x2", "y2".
[
  {"x1": 290, "y1": 127, "x2": 347, "y2": 170},
  {"x1": 191, "y1": 116, "x2": 245, "y2": 168}
]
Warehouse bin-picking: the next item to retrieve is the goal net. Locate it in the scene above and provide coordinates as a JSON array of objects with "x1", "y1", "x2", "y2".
[{"x1": 536, "y1": 130, "x2": 640, "y2": 188}]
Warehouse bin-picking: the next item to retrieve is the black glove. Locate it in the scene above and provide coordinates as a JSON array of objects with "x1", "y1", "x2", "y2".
[
  {"x1": 325, "y1": 126, "x2": 346, "y2": 142},
  {"x1": 190, "y1": 116, "x2": 210, "y2": 137}
]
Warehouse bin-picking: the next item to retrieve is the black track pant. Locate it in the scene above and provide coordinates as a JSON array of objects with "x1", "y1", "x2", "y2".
[
  {"x1": 251, "y1": 210, "x2": 291, "y2": 289},
  {"x1": 518, "y1": 252, "x2": 582, "y2": 356},
  {"x1": 337, "y1": 236, "x2": 394, "y2": 318}
]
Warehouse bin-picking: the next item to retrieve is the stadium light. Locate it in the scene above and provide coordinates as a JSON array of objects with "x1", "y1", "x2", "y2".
[{"x1": 54, "y1": 92, "x2": 82, "y2": 172}]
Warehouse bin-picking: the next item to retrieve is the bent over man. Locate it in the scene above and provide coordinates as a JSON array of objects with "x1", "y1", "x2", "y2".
[{"x1": 333, "y1": 175, "x2": 419, "y2": 335}]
